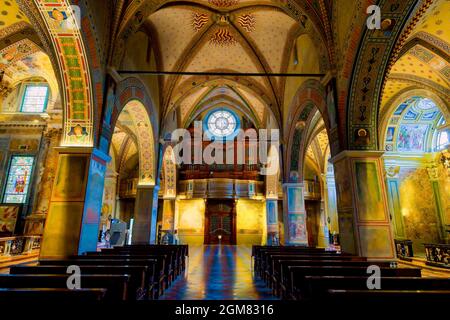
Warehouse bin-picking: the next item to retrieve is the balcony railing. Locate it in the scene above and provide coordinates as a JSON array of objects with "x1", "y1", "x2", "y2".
[
  {"x1": 303, "y1": 180, "x2": 321, "y2": 200},
  {"x1": 424, "y1": 243, "x2": 450, "y2": 269}
]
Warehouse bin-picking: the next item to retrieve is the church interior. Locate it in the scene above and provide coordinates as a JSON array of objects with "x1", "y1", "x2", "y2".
[{"x1": 0, "y1": 0, "x2": 449, "y2": 305}]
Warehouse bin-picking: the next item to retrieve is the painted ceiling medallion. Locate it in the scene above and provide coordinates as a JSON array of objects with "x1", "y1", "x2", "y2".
[
  {"x1": 208, "y1": 0, "x2": 239, "y2": 8},
  {"x1": 192, "y1": 13, "x2": 208, "y2": 32},
  {"x1": 210, "y1": 28, "x2": 236, "y2": 46},
  {"x1": 237, "y1": 14, "x2": 256, "y2": 32}
]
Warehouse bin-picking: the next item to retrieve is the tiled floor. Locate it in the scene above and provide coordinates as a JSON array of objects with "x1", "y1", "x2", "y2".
[{"x1": 161, "y1": 245, "x2": 278, "y2": 300}]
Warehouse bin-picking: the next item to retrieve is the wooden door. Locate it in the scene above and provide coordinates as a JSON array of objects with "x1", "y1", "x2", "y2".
[{"x1": 204, "y1": 200, "x2": 236, "y2": 245}]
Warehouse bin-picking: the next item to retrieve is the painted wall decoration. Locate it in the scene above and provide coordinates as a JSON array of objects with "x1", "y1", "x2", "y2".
[
  {"x1": 399, "y1": 168, "x2": 441, "y2": 254},
  {"x1": 34, "y1": 0, "x2": 93, "y2": 146},
  {"x1": 397, "y1": 124, "x2": 427, "y2": 152},
  {"x1": 163, "y1": 146, "x2": 176, "y2": 198},
  {"x1": 0, "y1": 206, "x2": 19, "y2": 234},
  {"x1": 288, "y1": 214, "x2": 307, "y2": 243},
  {"x1": 354, "y1": 161, "x2": 385, "y2": 222},
  {"x1": 386, "y1": 127, "x2": 395, "y2": 142},
  {"x1": 385, "y1": 96, "x2": 445, "y2": 153},
  {"x1": 123, "y1": 100, "x2": 155, "y2": 186},
  {"x1": 78, "y1": 153, "x2": 107, "y2": 254},
  {"x1": 287, "y1": 186, "x2": 304, "y2": 213}
]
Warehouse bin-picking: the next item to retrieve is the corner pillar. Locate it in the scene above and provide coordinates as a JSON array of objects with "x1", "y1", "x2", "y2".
[
  {"x1": 330, "y1": 151, "x2": 395, "y2": 259},
  {"x1": 283, "y1": 183, "x2": 308, "y2": 245},
  {"x1": 40, "y1": 147, "x2": 109, "y2": 258}
]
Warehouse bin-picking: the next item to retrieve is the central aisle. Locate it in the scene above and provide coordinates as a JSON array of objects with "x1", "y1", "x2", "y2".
[{"x1": 161, "y1": 245, "x2": 277, "y2": 300}]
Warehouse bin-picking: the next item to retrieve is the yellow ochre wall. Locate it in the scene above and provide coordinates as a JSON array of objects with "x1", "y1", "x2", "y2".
[
  {"x1": 175, "y1": 199, "x2": 267, "y2": 245},
  {"x1": 176, "y1": 199, "x2": 205, "y2": 245},
  {"x1": 236, "y1": 199, "x2": 266, "y2": 245}
]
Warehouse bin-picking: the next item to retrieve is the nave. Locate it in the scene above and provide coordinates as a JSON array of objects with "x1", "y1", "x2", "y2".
[{"x1": 161, "y1": 245, "x2": 276, "y2": 300}]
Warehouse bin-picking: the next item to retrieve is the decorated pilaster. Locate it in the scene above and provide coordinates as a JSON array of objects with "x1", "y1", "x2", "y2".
[
  {"x1": 426, "y1": 160, "x2": 448, "y2": 242},
  {"x1": 283, "y1": 183, "x2": 307, "y2": 245},
  {"x1": 40, "y1": 147, "x2": 109, "y2": 258},
  {"x1": 384, "y1": 165, "x2": 406, "y2": 239},
  {"x1": 330, "y1": 151, "x2": 395, "y2": 259}
]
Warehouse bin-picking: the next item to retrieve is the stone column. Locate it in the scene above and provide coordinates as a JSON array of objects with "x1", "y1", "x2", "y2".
[
  {"x1": 132, "y1": 185, "x2": 159, "y2": 244},
  {"x1": 283, "y1": 183, "x2": 308, "y2": 245},
  {"x1": 40, "y1": 147, "x2": 109, "y2": 258},
  {"x1": 330, "y1": 151, "x2": 395, "y2": 259}
]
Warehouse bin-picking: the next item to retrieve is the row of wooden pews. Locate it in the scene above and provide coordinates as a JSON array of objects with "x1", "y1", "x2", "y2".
[
  {"x1": 0, "y1": 244, "x2": 188, "y2": 301},
  {"x1": 253, "y1": 245, "x2": 450, "y2": 302}
]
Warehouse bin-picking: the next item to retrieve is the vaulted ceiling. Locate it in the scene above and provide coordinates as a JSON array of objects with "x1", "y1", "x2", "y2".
[
  {"x1": 380, "y1": 0, "x2": 450, "y2": 118},
  {"x1": 140, "y1": 0, "x2": 322, "y2": 127}
]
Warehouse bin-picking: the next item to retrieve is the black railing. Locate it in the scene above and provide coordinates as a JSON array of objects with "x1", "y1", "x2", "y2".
[
  {"x1": 424, "y1": 243, "x2": 450, "y2": 268},
  {"x1": 394, "y1": 239, "x2": 414, "y2": 260}
]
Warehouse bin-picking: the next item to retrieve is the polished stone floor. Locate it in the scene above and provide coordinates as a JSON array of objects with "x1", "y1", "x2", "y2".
[{"x1": 161, "y1": 245, "x2": 278, "y2": 300}]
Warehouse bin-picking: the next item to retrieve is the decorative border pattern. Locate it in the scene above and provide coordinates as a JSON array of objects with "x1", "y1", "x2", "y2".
[{"x1": 34, "y1": 0, "x2": 93, "y2": 147}]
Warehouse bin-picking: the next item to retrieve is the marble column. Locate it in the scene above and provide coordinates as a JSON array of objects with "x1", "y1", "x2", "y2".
[
  {"x1": 40, "y1": 147, "x2": 109, "y2": 258},
  {"x1": 330, "y1": 151, "x2": 395, "y2": 259},
  {"x1": 132, "y1": 185, "x2": 159, "y2": 244},
  {"x1": 283, "y1": 183, "x2": 308, "y2": 245}
]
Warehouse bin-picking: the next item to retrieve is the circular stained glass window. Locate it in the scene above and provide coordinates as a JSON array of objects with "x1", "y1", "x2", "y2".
[{"x1": 206, "y1": 109, "x2": 239, "y2": 138}]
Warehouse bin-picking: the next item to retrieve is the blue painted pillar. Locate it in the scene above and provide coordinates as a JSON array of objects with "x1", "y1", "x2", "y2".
[{"x1": 283, "y1": 183, "x2": 308, "y2": 245}]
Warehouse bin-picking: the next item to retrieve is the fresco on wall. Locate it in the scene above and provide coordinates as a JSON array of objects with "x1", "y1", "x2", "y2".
[
  {"x1": 288, "y1": 214, "x2": 307, "y2": 243},
  {"x1": 397, "y1": 124, "x2": 427, "y2": 152},
  {"x1": 0, "y1": 206, "x2": 19, "y2": 234},
  {"x1": 399, "y1": 168, "x2": 440, "y2": 255},
  {"x1": 287, "y1": 186, "x2": 304, "y2": 212},
  {"x1": 386, "y1": 127, "x2": 395, "y2": 142},
  {"x1": 78, "y1": 156, "x2": 107, "y2": 254},
  {"x1": 354, "y1": 161, "x2": 385, "y2": 221}
]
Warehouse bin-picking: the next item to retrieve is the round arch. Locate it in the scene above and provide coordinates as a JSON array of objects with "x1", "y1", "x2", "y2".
[
  {"x1": 379, "y1": 89, "x2": 450, "y2": 149},
  {"x1": 104, "y1": 77, "x2": 159, "y2": 186}
]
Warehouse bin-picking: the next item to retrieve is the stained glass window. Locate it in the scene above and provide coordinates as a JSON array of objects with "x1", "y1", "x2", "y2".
[
  {"x1": 3, "y1": 156, "x2": 34, "y2": 204},
  {"x1": 21, "y1": 85, "x2": 49, "y2": 113},
  {"x1": 206, "y1": 110, "x2": 238, "y2": 138}
]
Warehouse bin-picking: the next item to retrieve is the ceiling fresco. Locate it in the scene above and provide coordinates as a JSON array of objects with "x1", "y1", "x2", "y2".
[{"x1": 380, "y1": 0, "x2": 450, "y2": 125}]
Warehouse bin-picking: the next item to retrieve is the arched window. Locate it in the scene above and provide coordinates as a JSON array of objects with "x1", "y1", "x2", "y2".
[
  {"x1": 384, "y1": 97, "x2": 447, "y2": 153},
  {"x1": 434, "y1": 116, "x2": 449, "y2": 151}
]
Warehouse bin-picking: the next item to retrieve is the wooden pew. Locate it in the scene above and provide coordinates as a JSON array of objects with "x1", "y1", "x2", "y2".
[
  {"x1": 38, "y1": 259, "x2": 158, "y2": 299},
  {"x1": 10, "y1": 265, "x2": 149, "y2": 300},
  {"x1": 327, "y1": 289, "x2": 450, "y2": 303},
  {"x1": 77, "y1": 254, "x2": 167, "y2": 297},
  {"x1": 273, "y1": 260, "x2": 391, "y2": 297},
  {"x1": 262, "y1": 253, "x2": 363, "y2": 282},
  {"x1": 0, "y1": 274, "x2": 130, "y2": 301},
  {"x1": 0, "y1": 288, "x2": 107, "y2": 301},
  {"x1": 287, "y1": 265, "x2": 422, "y2": 300},
  {"x1": 302, "y1": 276, "x2": 450, "y2": 301},
  {"x1": 94, "y1": 250, "x2": 174, "y2": 286}
]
